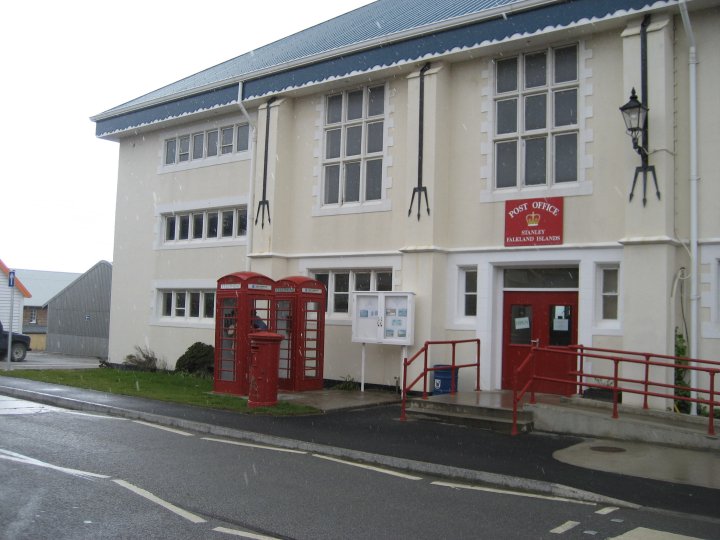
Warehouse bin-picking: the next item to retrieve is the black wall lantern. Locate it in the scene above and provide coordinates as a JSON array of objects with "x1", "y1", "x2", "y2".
[
  {"x1": 619, "y1": 16, "x2": 659, "y2": 206},
  {"x1": 619, "y1": 88, "x2": 648, "y2": 153}
]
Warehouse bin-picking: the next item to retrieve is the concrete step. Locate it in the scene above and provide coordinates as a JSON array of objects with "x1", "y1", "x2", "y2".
[{"x1": 405, "y1": 398, "x2": 533, "y2": 434}]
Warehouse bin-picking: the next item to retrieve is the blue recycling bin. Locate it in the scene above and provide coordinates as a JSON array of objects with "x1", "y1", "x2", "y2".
[{"x1": 432, "y1": 365, "x2": 458, "y2": 394}]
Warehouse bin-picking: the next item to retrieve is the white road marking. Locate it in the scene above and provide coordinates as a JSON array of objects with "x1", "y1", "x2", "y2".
[
  {"x1": 112, "y1": 479, "x2": 206, "y2": 523},
  {"x1": 550, "y1": 521, "x2": 581, "y2": 534},
  {"x1": 609, "y1": 527, "x2": 703, "y2": 539},
  {"x1": 313, "y1": 454, "x2": 422, "y2": 480},
  {"x1": 213, "y1": 526, "x2": 282, "y2": 539},
  {"x1": 133, "y1": 420, "x2": 193, "y2": 436},
  {"x1": 0, "y1": 448, "x2": 110, "y2": 479},
  {"x1": 202, "y1": 437, "x2": 306, "y2": 454},
  {"x1": 596, "y1": 506, "x2": 619, "y2": 515},
  {"x1": 432, "y1": 481, "x2": 595, "y2": 505}
]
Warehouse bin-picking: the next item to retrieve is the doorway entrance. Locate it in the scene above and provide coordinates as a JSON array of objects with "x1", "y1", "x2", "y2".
[{"x1": 501, "y1": 290, "x2": 578, "y2": 395}]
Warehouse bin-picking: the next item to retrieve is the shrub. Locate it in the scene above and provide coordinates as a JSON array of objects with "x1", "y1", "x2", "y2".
[
  {"x1": 124, "y1": 346, "x2": 166, "y2": 372},
  {"x1": 175, "y1": 342, "x2": 214, "y2": 376}
]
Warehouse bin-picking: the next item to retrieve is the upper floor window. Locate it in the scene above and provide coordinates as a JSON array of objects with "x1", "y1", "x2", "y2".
[
  {"x1": 313, "y1": 269, "x2": 392, "y2": 316},
  {"x1": 323, "y1": 85, "x2": 385, "y2": 207},
  {"x1": 165, "y1": 123, "x2": 249, "y2": 166},
  {"x1": 494, "y1": 45, "x2": 578, "y2": 190},
  {"x1": 164, "y1": 206, "x2": 247, "y2": 244}
]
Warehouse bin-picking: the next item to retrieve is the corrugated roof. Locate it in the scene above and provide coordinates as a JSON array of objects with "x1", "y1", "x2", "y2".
[
  {"x1": 15, "y1": 269, "x2": 82, "y2": 306},
  {"x1": 94, "y1": 0, "x2": 524, "y2": 118},
  {"x1": 94, "y1": 0, "x2": 672, "y2": 138}
]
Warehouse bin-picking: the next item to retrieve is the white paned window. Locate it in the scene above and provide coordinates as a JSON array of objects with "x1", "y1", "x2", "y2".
[
  {"x1": 323, "y1": 85, "x2": 385, "y2": 207},
  {"x1": 462, "y1": 269, "x2": 478, "y2": 317},
  {"x1": 161, "y1": 290, "x2": 215, "y2": 321},
  {"x1": 494, "y1": 44, "x2": 578, "y2": 190},
  {"x1": 164, "y1": 123, "x2": 249, "y2": 166},
  {"x1": 163, "y1": 206, "x2": 247, "y2": 244},
  {"x1": 601, "y1": 268, "x2": 619, "y2": 320},
  {"x1": 313, "y1": 269, "x2": 392, "y2": 316}
]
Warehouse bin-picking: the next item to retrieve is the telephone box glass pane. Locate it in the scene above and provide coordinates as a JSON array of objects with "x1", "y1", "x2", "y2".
[
  {"x1": 510, "y1": 305, "x2": 532, "y2": 344},
  {"x1": 252, "y1": 299, "x2": 270, "y2": 330}
]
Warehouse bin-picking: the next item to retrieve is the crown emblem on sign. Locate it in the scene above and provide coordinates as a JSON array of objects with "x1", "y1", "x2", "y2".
[{"x1": 526, "y1": 212, "x2": 541, "y2": 227}]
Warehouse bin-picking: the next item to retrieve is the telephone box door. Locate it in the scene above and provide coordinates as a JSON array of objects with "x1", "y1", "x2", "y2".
[
  {"x1": 297, "y1": 286, "x2": 325, "y2": 391},
  {"x1": 275, "y1": 277, "x2": 326, "y2": 391}
]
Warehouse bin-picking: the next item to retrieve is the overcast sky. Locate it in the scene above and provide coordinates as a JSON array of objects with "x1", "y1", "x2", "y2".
[{"x1": 1, "y1": 0, "x2": 372, "y2": 274}]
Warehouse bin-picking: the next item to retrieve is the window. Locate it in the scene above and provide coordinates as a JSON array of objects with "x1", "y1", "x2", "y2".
[
  {"x1": 314, "y1": 269, "x2": 392, "y2": 315},
  {"x1": 323, "y1": 85, "x2": 385, "y2": 207},
  {"x1": 162, "y1": 206, "x2": 247, "y2": 244},
  {"x1": 160, "y1": 290, "x2": 215, "y2": 321},
  {"x1": 164, "y1": 123, "x2": 249, "y2": 166},
  {"x1": 462, "y1": 269, "x2": 478, "y2": 317},
  {"x1": 29, "y1": 308, "x2": 38, "y2": 324},
  {"x1": 494, "y1": 45, "x2": 578, "y2": 190},
  {"x1": 178, "y1": 136, "x2": 190, "y2": 162},
  {"x1": 600, "y1": 267, "x2": 619, "y2": 321}
]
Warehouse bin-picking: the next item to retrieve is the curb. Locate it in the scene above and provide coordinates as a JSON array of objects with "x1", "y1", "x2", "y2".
[{"x1": 0, "y1": 384, "x2": 637, "y2": 509}]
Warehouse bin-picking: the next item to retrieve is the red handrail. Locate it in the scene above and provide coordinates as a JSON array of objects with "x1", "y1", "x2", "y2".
[
  {"x1": 511, "y1": 344, "x2": 719, "y2": 436},
  {"x1": 400, "y1": 339, "x2": 480, "y2": 421}
]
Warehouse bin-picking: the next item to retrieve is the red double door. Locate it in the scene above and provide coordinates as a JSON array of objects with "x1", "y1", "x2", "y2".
[{"x1": 501, "y1": 291, "x2": 578, "y2": 395}]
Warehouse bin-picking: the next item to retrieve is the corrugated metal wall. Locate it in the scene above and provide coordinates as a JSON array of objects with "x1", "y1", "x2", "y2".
[{"x1": 46, "y1": 261, "x2": 112, "y2": 358}]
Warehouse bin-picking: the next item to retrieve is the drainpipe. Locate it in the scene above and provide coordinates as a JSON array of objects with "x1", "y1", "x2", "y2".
[
  {"x1": 679, "y1": 0, "x2": 699, "y2": 415},
  {"x1": 237, "y1": 83, "x2": 257, "y2": 272}
]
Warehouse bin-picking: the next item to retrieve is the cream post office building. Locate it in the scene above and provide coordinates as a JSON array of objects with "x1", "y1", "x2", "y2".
[{"x1": 93, "y1": 0, "x2": 720, "y2": 406}]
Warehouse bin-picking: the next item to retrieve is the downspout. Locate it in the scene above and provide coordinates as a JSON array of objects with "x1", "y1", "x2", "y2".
[
  {"x1": 237, "y1": 83, "x2": 257, "y2": 272},
  {"x1": 679, "y1": 0, "x2": 699, "y2": 415}
]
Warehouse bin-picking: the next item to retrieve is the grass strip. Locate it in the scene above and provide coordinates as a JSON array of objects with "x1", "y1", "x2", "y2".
[{"x1": 2, "y1": 369, "x2": 320, "y2": 415}]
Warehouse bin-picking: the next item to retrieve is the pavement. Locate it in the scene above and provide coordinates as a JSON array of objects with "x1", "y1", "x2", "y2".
[{"x1": 1, "y1": 354, "x2": 718, "y2": 520}]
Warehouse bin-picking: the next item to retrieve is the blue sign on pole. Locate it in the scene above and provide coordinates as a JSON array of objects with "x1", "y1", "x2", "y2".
[{"x1": 8, "y1": 270, "x2": 15, "y2": 288}]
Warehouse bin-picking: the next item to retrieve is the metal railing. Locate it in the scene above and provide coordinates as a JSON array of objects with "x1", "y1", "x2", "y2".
[
  {"x1": 511, "y1": 344, "x2": 719, "y2": 436},
  {"x1": 400, "y1": 339, "x2": 480, "y2": 421}
]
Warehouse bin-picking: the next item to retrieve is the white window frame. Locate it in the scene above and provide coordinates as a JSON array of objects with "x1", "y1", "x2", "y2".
[
  {"x1": 460, "y1": 267, "x2": 478, "y2": 319},
  {"x1": 314, "y1": 83, "x2": 392, "y2": 216},
  {"x1": 595, "y1": 263, "x2": 621, "y2": 331},
  {"x1": 161, "y1": 205, "x2": 248, "y2": 247},
  {"x1": 313, "y1": 268, "x2": 393, "y2": 318},
  {"x1": 481, "y1": 41, "x2": 592, "y2": 203},
  {"x1": 160, "y1": 120, "x2": 250, "y2": 173},
  {"x1": 159, "y1": 289, "x2": 215, "y2": 321}
]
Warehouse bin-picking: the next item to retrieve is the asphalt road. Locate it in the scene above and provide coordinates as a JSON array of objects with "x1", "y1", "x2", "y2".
[{"x1": 1, "y1": 397, "x2": 717, "y2": 540}]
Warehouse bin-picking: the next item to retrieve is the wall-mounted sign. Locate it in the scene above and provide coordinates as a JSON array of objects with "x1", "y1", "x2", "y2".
[{"x1": 505, "y1": 197, "x2": 563, "y2": 247}]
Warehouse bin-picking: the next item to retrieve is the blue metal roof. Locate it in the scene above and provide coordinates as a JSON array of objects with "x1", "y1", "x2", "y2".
[{"x1": 94, "y1": 0, "x2": 672, "y2": 138}]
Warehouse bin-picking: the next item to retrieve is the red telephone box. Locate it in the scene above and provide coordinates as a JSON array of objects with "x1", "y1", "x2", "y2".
[
  {"x1": 274, "y1": 276, "x2": 326, "y2": 391},
  {"x1": 215, "y1": 272, "x2": 275, "y2": 395}
]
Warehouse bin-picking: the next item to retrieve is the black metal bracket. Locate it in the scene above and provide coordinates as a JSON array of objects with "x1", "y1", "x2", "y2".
[
  {"x1": 256, "y1": 97, "x2": 276, "y2": 228},
  {"x1": 408, "y1": 63, "x2": 431, "y2": 221},
  {"x1": 629, "y1": 164, "x2": 660, "y2": 206},
  {"x1": 628, "y1": 15, "x2": 660, "y2": 207}
]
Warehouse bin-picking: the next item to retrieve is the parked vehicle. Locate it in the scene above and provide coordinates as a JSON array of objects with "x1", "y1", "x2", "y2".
[{"x1": 0, "y1": 320, "x2": 31, "y2": 361}]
